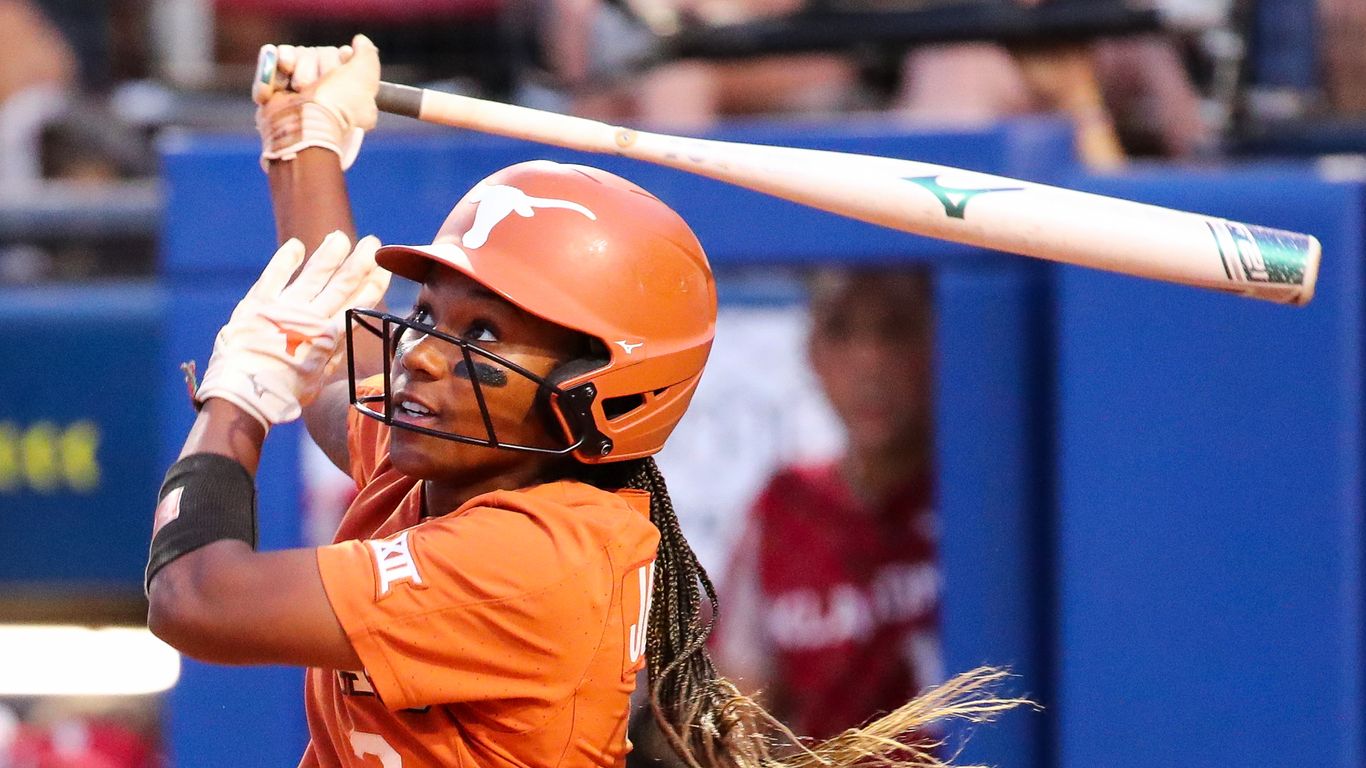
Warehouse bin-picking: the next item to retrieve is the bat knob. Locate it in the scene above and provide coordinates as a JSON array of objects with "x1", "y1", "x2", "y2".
[{"x1": 253, "y1": 45, "x2": 282, "y2": 105}]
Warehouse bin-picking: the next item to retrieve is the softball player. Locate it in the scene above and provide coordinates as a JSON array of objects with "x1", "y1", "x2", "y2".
[{"x1": 144, "y1": 35, "x2": 1017, "y2": 768}]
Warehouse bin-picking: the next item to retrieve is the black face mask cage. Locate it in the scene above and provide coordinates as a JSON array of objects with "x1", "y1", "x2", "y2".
[{"x1": 344, "y1": 308, "x2": 612, "y2": 457}]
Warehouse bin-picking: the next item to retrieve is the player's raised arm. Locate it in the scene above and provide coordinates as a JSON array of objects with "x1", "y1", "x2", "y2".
[
  {"x1": 146, "y1": 232, "x2": 389, "y2": 667},
  {"x1": 255, "y1": 35, "x2": 385, "y2": 468}
]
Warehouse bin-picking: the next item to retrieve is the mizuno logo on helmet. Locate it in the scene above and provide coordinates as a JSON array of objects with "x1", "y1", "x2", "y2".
[{"x1": 461, "y1": 184, "x2": 597, "y2": 249}]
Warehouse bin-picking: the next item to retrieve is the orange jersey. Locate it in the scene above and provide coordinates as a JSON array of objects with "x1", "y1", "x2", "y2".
[{"x1": 301, "y1": 384, "x2": 661, "y2": 768}]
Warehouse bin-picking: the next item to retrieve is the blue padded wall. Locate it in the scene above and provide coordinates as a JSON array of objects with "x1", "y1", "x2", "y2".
[
  {"x1": 1053, "y1": 171, "x2": 1364, "y2": 768},
  {"x1": 0, "y1": 284, "x2": 163, "y2": 593}
]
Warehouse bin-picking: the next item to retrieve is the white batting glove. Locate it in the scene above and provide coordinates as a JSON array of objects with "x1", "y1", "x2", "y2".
[
  {"x1": 195, "y1": 231, "x2": 391, "y2": 429},
  {"x1": 254, "y1": 34, "x2": 380, "y2": 170}
]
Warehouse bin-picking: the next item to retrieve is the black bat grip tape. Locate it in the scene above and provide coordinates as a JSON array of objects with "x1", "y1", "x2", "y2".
[{"x1": 377, "y1": 82, "x2": 423, "y2": 119}]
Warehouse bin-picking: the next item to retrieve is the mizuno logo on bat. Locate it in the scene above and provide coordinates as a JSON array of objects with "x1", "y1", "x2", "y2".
[
  {"x1": 462, "y1": 183, "x2": 597, "y2": 249},
  {"x1": 904, "y1": 176, "x2": 1023, "y2": 219}
]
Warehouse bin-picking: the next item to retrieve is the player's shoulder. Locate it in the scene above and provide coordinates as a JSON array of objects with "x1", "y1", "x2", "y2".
[
  {"x1": 487, "y1": 481, "x2": 654, "y2": 542},
  {"x1": 428, "y1": 479, "x2": 657, "y2": 566},
  {"x1": 477, "y1": 479, "x2": 647, "y2": 518}
]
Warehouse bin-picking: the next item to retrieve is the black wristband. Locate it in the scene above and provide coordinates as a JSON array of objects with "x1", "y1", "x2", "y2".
[{"x1": 145, "y1": 453, "x2": 259, "y2": 595}]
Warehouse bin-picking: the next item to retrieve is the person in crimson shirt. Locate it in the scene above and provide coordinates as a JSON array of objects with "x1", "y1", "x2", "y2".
[{"x1": 713, "y1": 269, "x2": 940, "y2": 740}]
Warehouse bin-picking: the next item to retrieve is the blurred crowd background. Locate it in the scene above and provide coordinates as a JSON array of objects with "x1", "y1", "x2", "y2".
[
  {"x1": 3, "y1": 0, "x2": 1363, "y2": 284},
  {"x1": 1, "y1": 0, "x2": 1362, "y2": 765}
]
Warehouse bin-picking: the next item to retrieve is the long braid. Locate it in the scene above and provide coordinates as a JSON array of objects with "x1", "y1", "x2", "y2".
[{"x1": 584, "y1": 457, "x2": 1031, "y2": 768}]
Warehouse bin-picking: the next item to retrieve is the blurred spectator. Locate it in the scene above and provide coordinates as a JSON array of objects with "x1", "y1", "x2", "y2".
[
  {"x1": 897, "y1": 38, "x2": 1127, "y2": 166},
  {"x1": 1088, "y1": 35, "x2": 1209, "y2": 158},
  {"x1": 897, "y1": 4, "x2": 1210, "y2": 163},
  {"x1": 531, "y1": 0, "x2": 865, "y2": 128},
  {"x1": 0, "y1": 0, "x2": 76, "y2": 105},
  {"x1": 1243, "y1": 0, "x2": 1316, "y2": 120},
  {"x1": 710, "y1": 269, "x2": 939, "y2": 740},
  {"x1": 532, "y1": 0, "x2": 1210, "y2": 165},
  {"x1": 1321, "y1": 0, "x2": 1366, "y2": 115},
  {"x1": 0, "y1": 0, "x2": 73, "y2": 283},
  {"x1": 214, "y1": 0, "x2": 510, "y2": 96},
  {"x1": 0, "y1": 702, "x2": 19, "y2": 755},
  {"x1": 0, "y1": 0, "x2": 77, "y2": 183},
  {"x1": 3, "y1": 696, "x2": 161, "y2": 768},
  {"x1": 27, "y1": 0, "x2": 115, "y2": 90}
]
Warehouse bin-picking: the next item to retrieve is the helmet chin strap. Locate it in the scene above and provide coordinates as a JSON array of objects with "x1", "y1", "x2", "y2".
[{"x1": 554, "y1": 382, "x2": 613, "y2": 458}]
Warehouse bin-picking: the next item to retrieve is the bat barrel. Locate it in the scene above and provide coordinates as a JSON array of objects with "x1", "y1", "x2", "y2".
[{"x1": 373, "y1": 81, "x2": 1322, "y2": 306}]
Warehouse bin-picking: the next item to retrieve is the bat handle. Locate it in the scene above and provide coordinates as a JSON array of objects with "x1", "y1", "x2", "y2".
[
  {"x1": 252, "y1": 45, "x2": 282, "y2": 105},
  {"x1": 377, "y1": 82, "x2": 423, "y2": 119},
  {"x1": 255, "y1": 46, "x2": 420, "y2": 119},
  {"x1": 370, "y1": 82, "x2": 629, "y2": 156}
]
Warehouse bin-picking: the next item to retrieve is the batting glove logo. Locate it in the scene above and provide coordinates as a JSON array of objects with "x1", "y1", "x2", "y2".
[
  {"x1": 194, "y1": 232, "x2": 391, "y2": 428},
  {"x1": 266, "y1": 318, "x2": 332, "y2": 356}
]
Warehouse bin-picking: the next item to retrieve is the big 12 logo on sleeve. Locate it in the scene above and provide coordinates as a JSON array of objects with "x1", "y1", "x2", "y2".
[{"x1": 623, "y1": 559, "x2": 656, "y2": 677}]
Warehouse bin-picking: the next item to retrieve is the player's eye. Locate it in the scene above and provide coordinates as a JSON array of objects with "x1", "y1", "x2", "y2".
[
  {"x1": 463, "y1": 319, "x2": 498, "y2": 344},
  {"x1": 407, "y1": 305, "x2": 434, "y2": 327},
  {"x1": 396, "y1": 305, "x2": 435, "y2": 348}
]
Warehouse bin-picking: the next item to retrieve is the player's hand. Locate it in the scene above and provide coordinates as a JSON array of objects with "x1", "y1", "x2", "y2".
[
  {"x1": 194, "y1": 232, "x2": 391, "y2": 429},
  {"x1": 254, "y1": 34, "x2": 380, "y2": 170}
]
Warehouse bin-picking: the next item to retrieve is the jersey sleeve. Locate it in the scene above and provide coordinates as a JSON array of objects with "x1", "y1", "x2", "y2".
[
  {"x1": 346, "y1": 376, "x2": 390, "y2": 488},
  {"x1": 315, "y1": 496, "x2": 616, "y2": 715}
]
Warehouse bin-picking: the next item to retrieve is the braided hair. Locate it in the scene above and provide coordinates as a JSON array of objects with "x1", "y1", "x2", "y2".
[{"x1": 579, "y1": 457, "x2": 1030, "y2": 768}]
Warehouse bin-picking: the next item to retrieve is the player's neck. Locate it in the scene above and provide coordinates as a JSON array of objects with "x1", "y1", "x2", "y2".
[{"x1": 421, "y1": 463, "x2": 562, "y2": 518}]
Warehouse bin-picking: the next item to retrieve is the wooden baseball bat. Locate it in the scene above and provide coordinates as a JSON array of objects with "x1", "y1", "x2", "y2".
[{"x1": 254, "y1": 49, "x2": 1321, "y2": 305}]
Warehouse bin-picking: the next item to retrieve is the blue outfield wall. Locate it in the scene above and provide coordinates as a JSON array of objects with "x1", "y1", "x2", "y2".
[
  {"x1": 156, "y1": 118, "x2": 1365, "y2": 768},
  {"x1": 1052, "y1": 171, "x2": 1365, "y2": 768},
  {"x1": 0, "y1": 284, "x2": 164, "y2": 595}
]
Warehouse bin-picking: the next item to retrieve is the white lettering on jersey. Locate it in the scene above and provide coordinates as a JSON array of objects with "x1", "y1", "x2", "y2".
[
  {"x1": 627, "y1": 560, "x2": 655, "y2": 667},
  {"x1": 368, "y1": 531, "x2": 423, "y2": 598},
  {"x1": 337, "y1": 669, "x2": 376, "y2": 697},
  {"x1": 349, "y1": 731, "x2": 401, "y2": 768},
  {"x1": 462, "y1": 184, "x2": 597, "y2": 249}
]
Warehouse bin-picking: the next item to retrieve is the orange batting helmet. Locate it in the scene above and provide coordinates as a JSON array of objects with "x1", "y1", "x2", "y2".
[{"x1": 360, "y1": 159, "x2": 717, "y2": 463}]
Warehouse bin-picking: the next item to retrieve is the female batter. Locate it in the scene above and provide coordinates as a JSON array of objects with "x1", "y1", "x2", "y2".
[{"x1": 145, "y1": 35, "x2": 1017, "y2": 768}]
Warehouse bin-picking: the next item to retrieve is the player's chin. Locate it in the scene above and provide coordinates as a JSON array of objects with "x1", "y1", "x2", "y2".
[
  {"x1": 388, "y1": 427, "x2": 460, "y2": 479},
  {"x1": 388, "y1": 425, "x2": 505, "y2": 481}
]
